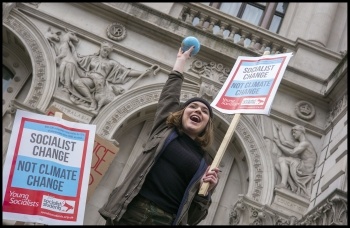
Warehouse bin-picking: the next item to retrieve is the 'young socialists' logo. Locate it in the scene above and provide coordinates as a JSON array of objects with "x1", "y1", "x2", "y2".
[
  {"x1": 41, "y1": 195, "x2": 75, "y2": 213},
  {"x1": 9, "y1": 190, "x2": 39, "y2": 207}
]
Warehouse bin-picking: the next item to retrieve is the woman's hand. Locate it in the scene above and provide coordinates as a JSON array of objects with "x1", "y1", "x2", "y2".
[
  {"x1": 177, "y1": 45, "x2": 194, "y2": 59},
  {"x1": 172, "y1": 46, "x2": 194, "y2": 73},
  {"x1": 200, "y1": 166, "x2": 220, "y2": 194}
]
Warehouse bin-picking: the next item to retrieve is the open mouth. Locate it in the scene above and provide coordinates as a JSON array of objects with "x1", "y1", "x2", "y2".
[{"x1": 190, "y1": 115, "x2": 200, "y2": 123}]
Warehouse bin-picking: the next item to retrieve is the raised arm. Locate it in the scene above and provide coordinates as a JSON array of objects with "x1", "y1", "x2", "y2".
[
  {"x1": 173, "y1": 46, "x2": 193, "y2": 73},
  {"x1": 274, "y1": 123, "x2": 295, "y2": 148},
  {"x1": 150, "y1": 46, "x2": 194, "y2": 134}
]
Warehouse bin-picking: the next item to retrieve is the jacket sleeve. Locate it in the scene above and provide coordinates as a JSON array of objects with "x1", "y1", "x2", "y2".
[
  {"x1": 150, "y1": 70, "x2": 183, "y2": 135},
  {"x1": 187, "y1": 193, "x2": 212, "y2": 225}
]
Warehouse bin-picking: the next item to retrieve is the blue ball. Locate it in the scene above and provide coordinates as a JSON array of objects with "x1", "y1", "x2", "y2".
[{"x1": 181, "y1": 36, "x2": 200, "y2": 56}]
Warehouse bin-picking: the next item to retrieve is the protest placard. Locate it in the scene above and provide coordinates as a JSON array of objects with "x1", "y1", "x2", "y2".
[
  {"x1": 45, "y1": 106, "x2": 119, "y2": 202},
  {"x1": 2, "y1": 109, "x2": 96, "y2": 225},
  {"x1": 199, "y1": 52, "x2": 293, "y2": 196},
  {"x1": 211, "y1": 52, "x2": 293, "y2": 115}
]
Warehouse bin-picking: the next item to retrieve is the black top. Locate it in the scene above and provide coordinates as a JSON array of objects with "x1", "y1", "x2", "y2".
[{"x1": 139, "y1": 133, "x2": 203, "y2": 214}]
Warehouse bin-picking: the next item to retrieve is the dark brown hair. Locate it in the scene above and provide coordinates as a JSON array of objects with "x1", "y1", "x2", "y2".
[{"x1": 166, "y1": 108, "x2": 213, "y2": 149}]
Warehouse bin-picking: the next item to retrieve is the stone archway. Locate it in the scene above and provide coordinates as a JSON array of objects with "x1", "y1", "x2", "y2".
[
  {"x1": 234, "y1": 115, "x2": 276, "y2": 205},
  {"x1": 3, "y1": 8, "x2": 57, "y2": 112},
  {"x1": 92, "y1": 83, "x2": 276, "y2": 224}
]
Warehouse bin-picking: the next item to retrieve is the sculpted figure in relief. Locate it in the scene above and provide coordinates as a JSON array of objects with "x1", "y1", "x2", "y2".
[
  {"x1": 49, "y1": 27, "x2": 157, "y2": 112},
  {"x1": 272, "y1": 124, "x2": 317, "y2": 199}
]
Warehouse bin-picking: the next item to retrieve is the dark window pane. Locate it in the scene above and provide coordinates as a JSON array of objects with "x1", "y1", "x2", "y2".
[
  {"x1": 207, "y1": 2, "x2": 288, "y2": 34},
  {"x1": 276, "y1": 2, "x2": 288, "y2": 13},
  {"x1": 269, "y1": 15, "x2": 281, "y2": 33}
]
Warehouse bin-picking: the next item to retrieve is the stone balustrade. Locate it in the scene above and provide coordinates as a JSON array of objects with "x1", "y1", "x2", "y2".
[{"x1": 179, "y1": 3, "x2": 295, "y2": 56}]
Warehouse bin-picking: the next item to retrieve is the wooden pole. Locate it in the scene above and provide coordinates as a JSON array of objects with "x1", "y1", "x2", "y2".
[
  {"x1": 198, "y1": 113, "x2": 241, "y2": 196},
  {"x1": 55, "y1": 111, "x2": 63, "y2": 118}
]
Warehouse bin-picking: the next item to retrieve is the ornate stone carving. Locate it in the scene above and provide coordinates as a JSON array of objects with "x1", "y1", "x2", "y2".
[
  {"x1": 106, "y1": 22, "x2": 127, "y2": 41},
  {"x1": 272, "y1": 123, "x2": 317, "y2": 199},
  {"x1": 299, "y1": 193, "x2": 347, "y2": 225},
  {"x1": 325, "y1": 94, "x2": 347, "y2": 127},
  {"x1": 5, "y1": 16, "x2": 46, "y2": 109},
  {"x1": 295, "y1": 100, "x2": 315, "y2": 120},
  {"x1": 100, "y1": 91, "x2": 198, "y2": 137},
  {"x1": 190, "y1": 59, "x2": 230, "y2": 104},
  {"x1": 229, "y1": 197, "x2": 245, "y2": 225},
  {"x1": 5, "y1": 100, "x2": 16, "y2": 129},
  {"x1": 229, "y1": 195, "x2": 302, "y2": 225},
  {"x1": 51, "y1": 101, "x2": 93, "y2": 123},
  {"x1": 250, "y1": 207, "x2": 263, "y2": 225},
  {"x1": 46, "y1": 27, "x2": 159, "y2": 113},
  {"x1": 189, "y1": 59, "x2": 230, "y2": 84},
  {"x1": 271, "y1": 187, "x2": 310, "y2": 219},
  {"x1": 100, "y1": 92, "x2": 161, "y2": 136},
  {"x1": 236, "y1": 122, "x2": 263, "y2": 202},
  {"x1": 198, "y1": 82, "x2": 218, "y2": 103},
  {"x1": 45, "y1": 26, "x2": 61, "y2": 56}
]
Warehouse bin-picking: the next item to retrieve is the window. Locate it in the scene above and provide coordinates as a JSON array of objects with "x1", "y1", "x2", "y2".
[
  {"x1": 209, "y1": 2, "x2": 288, "y2": 33},
  {"x1": 3, "y1": 65, "x2": 14, "y2": 93}
]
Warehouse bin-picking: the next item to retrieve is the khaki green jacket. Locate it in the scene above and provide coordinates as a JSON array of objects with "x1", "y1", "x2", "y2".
[{"x1": 98, "y1": 71, "x2": 213, "y2": 225}]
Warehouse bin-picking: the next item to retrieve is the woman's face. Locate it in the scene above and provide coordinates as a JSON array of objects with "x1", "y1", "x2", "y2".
[{"x1": 181, "y1": 101, "x2": 210, "y2": 139}]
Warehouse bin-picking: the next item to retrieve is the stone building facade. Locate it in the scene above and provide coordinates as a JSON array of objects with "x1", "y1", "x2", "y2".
[{"x1": 2, "y1": 2, "x2": 347, "y2": 225}]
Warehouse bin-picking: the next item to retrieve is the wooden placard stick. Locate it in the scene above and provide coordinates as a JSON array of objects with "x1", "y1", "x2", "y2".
[
  {"x1": 198, "y1": 113, "x2": 241, "y2": 196},
  {"x1": 55, "y1": 111, "x2": 63, "y2": 118}
]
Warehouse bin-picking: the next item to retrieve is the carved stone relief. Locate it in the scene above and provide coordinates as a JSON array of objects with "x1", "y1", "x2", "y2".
[
  {"x1": 4, "y1": 15, "x2": 49, "y2": 110},
  {"x1": 189, "y1": 59, "x2": 230, "y2": 84},
  {"x1": 230, "y1": 191, "x2": 347, "y2": 225},
  {"x1": 106, "y1": 22, "x2": 127, "y2": 41},
  {"x1": 272, "y1": 123, "x2": 317, "y2": 199},
  {"x1": 190, "y1": 59, "x2": 230, "y2": 104},
  {"x1": 325, "y1": 93, "x2": 347, "y2": 127},
  {"x1": 44, "y1": 27, "x2": 61, "y2": 57},
  {"x1": 301, "y1": 198, "x2": 347, "y2": 225},
  {"x1": 45, "y1": 26, "x2": 160, "y2": 114},
  {"x1": 236, "y1": 120, "x2": 266, "y2": 202},
  {"x1": 229, "y1": 195, "x2": 300, "y2": 225},
  {"x1": 4, "y1": 100, "x2": 17, "y2": 130},
  {"x1": 254, "y1": 114, "x2": 317, "y2": 200},
  {"x1": 295, "y1": 100, "x2": 315, "y2": 121},
  {"x1": 98, "y1": 90, "x2": 198, "y2": 137},
  {"x1": 198, "y1": 82, "x2": 219, "y2": 103}
]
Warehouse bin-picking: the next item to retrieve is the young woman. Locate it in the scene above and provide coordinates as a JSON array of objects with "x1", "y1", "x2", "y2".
[{"x1": 99, "y1": 46, "x2": 220, "y2": 225}]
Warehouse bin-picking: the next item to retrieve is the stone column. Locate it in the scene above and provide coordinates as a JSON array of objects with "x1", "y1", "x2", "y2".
[{"x1": 306, "y1": 3, "x2": 338, "y2": 47}]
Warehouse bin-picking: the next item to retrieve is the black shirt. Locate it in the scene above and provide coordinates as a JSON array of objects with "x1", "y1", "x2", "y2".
[{"x1": 139, "y1": 133, "x2": 203, "y2": 214}]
